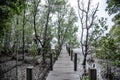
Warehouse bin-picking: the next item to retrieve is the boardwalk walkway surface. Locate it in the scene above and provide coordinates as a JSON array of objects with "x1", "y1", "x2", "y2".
[{"x1": 46, "y1": 48, "x2": 80, "y2": 80}]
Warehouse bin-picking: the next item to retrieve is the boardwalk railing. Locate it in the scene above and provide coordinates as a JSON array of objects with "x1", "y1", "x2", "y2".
[
  {"x1": 46, "y1": 48, "x2": 80, "y2": 80},
  {"x1": 25, "y1": 47, "x2": 97, "y2": 80},
  {"x1": 66, "y1": 47, "x2": 77, "y2": 71},
  {"x1": 70, "y1": 50, "x2": 73, "y2": 61},
  {"x1": 67, "y1": 47, "x2": 97, "y2": 80}
]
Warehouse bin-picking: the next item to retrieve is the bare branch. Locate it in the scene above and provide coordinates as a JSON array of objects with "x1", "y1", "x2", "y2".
[
  {"x1": 86, "y1": 0, "x2": 91, "y2": 29},
  {"x1": 33, "y1": 0, "x2": 43, "y2": 47},
  {"x1": 77, "y1": 0, "x2": 87, "y2": 13},
  {"x1": 78, "y1": 9, "x2": 84, "y2": 28},
  {"x1": 88, "y1": 3, "x2": 99, "y2": 29},
  {"x1": 87, "y1": 0, "x2": 91, "y2": 13},
  {"x1": 78, "y1": 9, "x2": 85, "y2": 55},
  {"x1": 34, "y1": 0, "x2": 41, "y2": 16},
  {"x1": 80, "y1": 41, "x2": 85, "y2": 55}
]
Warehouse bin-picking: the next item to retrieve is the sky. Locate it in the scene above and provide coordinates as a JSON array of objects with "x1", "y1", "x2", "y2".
[{"x1": 68, "y1": 0, "x2": 114, "y2": 41}]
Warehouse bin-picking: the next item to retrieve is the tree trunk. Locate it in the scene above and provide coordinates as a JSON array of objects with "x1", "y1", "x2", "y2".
[
  {"x1": 82, "y1": 53, "x2": 87, "y2": 74},
  {"x1": 58, "y1": 19, "x2": 61, "y2": 54},
  {"x1": 42, "y1": 8, "x2": 50, "y2": 64},
  {"x1": 77, "y1": 0, "x2": 99, "y2": 75},
  {"x1": 82, "y1": 53, "x2": 87, "y2": 66},
  {"x1": 82, "y1": 29, "x2": 89, "y2": 72},
  {"x1": 22, "y1": 8, "x2": 26, "y2": 60},
  {"x1": 15, "y1": 16, "x2": 19, "y2": 80},
  {"x1": 33, "y1": 0, "x2": 43, "y2": 48},
  {"x1": 33, "y1": 0, "x2": 44, "y2": 65}
]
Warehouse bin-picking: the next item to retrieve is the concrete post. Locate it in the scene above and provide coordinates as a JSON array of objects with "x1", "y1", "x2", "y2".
[
  {"x1": 68, "y1": 48, "x2": 70, "y2": 56},
  {"x1": 26, "y1": 66, "x2": 33, "y2": 80},
  {"x1": 50, "y1": 53, "x2": 53, "y2": 71},
  {"x1": 55, "y1": 50, "x2": 58, "y2": 60},
  {"x1": 89, "y1": 68, "x2": 97, "y2": 80},
  {"x1": 74, "y1": 53, "x2": 77, "y2": 71},
  {"x1": 71, "y1": 50, "x2": 73, "y2": 61}
]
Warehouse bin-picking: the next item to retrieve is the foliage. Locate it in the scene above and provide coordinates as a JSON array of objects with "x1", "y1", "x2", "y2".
[
  {"x1": 0, "y1": 0, "x2": 79, "y2": 62},
  {"x1": 96, "y1": 35, "x2": 116, "y2": 59},
  {"x1": 104, "y1": 0, "x2": 120, "y2": 67},
  {"x1": 80, "y1": 76, "x2": 89, "y2": 80},
  {"x1": 106, "y1": 0, "x2": 120, "y2": 15},
  {"x1": 96, "y1": 35, "x2": 120, "y2": 67},
  {"x1": 90, "y1": 17, "x2": 108, "y2": 48},
  {"x1": 108, "y1": 14, "x2": 120, "y2": 67},
  {"x1": 53, "y1": 1, "x2": 79, "y2": 50},
  {"x1": 90, "y1": 17, "x2": 120, "y2": 67},
  {"x1": 0, "y1": 0, "x2": 26, "y2": 35},
  {"x1": 28, "y1": 43, "x2": 38, "y2": 55}
]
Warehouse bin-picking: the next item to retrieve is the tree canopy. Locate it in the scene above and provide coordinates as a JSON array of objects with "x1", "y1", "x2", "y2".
[
  {"x1": 0, "y1": 0, "x2": 25, "y2": 36},
  {"x1": 106, "y1": 0, "x2": 120, "y2": 15}
]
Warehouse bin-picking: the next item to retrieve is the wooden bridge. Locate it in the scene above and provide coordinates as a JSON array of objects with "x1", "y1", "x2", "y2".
[
  {"x1": 25, "y1": 46, "x2": 97, "y2": 80},
  {"x1": 46, "y1": 48, "x2": 80, "y2": 80}
]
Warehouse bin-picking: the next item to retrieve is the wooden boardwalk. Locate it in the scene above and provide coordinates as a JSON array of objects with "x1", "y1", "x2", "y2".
[{"x1": 46, "y1": 48, "x2": 79, "y2": 80}]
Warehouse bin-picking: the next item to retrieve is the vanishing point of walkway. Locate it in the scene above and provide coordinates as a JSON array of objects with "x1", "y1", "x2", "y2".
[{"x1": 46, "y1": 48, "x2": 79, "y2": 80}]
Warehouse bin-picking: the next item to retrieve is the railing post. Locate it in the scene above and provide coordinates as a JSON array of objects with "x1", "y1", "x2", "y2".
[
  {"x1": 71, "y1": 50, "x2": 73, "y2": 61},
  {"x1": 50, "y1": 53, "x2": 53, "y2": 71},
  {"x1": 56, "y1": 49, "x2": 59, "y2": 60},
  {"x1": 55, "y1": 49, "x2": 58, "y2": 60},
  {"x1": 74, "y1": 53, "x2": 77, "y2": 71},
  {"x1": 89, "y1": 68, "x2": 97, "y2": 80},
  {"x1": 68, "y1": 47, "x2": 70, "y2": 56},
  {"x1": 66, "y1": 46, "x2": 68, "y2": 51},
  {"x1": 56, "y1": 52, "x2": 58, "y2": 60},
  {"x1": 26, "y1": 66, "x2": 33, "y2": 80}
]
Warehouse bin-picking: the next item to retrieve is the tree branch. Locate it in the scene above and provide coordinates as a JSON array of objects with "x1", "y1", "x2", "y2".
[
  {"x1": 77, "y1": 0, "x2": 87, "y2": 13},
  {"x1": 88, "y1": 3, "x2": 99, "y2": 29},
  {"x1": 33, "y1": 0, "x2": 43, "y2": 47},
  {"x1": 86, "y1": 0, "x2": 91, "y2": 29}
]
